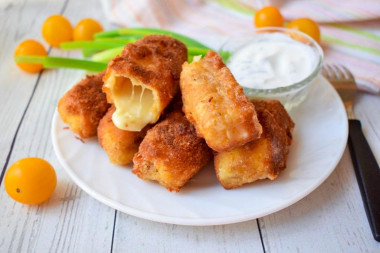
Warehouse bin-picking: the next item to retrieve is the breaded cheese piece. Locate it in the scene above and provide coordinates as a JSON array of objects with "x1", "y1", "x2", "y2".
[
  {"x1": 58, "y1": 72, "x2": 109, "y2": 138},
  {"x1": 103, "y1": 35, "x2": 187, "y2": 132},
  {"x1": 180, "y1": 51, "x2": 262, "y2": 152},
  {"x1": 97, "y1": 106, "x2": 149, "y2": 165},
  {"x1": 214, "y1": 100, "x2": 295, "y2": 189},
  {"x1": 252, "y1": 99, "x2": 294, "y2": 145},
  {"x1": 132, "y1": 112, "x2": 212, "y2": 192}
]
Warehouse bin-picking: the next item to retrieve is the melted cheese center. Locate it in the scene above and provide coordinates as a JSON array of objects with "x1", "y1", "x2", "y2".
[{"x1": 106, "y1": 75, "x2": 157, "y2": 131}]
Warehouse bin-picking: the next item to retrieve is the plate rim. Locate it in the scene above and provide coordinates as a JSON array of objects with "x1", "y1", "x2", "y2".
[{"x1": 51, "y1": 76, "x2": 348, "y2": 226}]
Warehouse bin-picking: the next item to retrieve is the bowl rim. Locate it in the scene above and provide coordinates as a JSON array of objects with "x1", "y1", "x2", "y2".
[{"x1": 220, "y1": 27, "x2": 324, "y2": 94}]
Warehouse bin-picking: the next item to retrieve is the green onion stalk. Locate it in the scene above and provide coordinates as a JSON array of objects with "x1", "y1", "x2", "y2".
[
  {"x1": 15, "y1": 28, "x2": 231, "y2": 72},
  {"x1": 14, "y1": 56, "x2": 107, "y2": 72},
  {"x1": 94, "y1": 27, "x2": 209, "y2": 49}
]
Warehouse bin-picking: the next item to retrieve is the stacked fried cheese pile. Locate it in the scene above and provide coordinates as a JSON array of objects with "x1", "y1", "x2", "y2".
[{"x1": 58, "y1": 35, "x2": 294, "y2": 192}]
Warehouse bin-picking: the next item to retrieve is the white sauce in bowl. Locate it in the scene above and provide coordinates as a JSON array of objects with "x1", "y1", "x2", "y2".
[{"x1": 227, "y1": 33, "x2": 318, "y2": 89}]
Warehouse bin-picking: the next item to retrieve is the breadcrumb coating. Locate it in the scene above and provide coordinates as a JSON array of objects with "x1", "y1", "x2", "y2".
[
  {"x1": 214, "y1": 100, "x2": 294, "y2": 189},
  {"x1": 98, "y1": 106, "x2": 149, "y2": 165},
  {"x1": 58, "y1": 72, "x2": 110, "y2": 138},
  {"x1": 132, "y1": 112, "x2": 212, "y2": 192},
  {"x1": 180, "y1": 51, "x2": 262, "y2": 152},
  {"x1": 103, "y1": 35, "x2": 187, "y2": 131}
]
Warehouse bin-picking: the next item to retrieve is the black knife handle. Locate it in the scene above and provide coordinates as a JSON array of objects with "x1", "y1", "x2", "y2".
[{"x1": 348, "y1": 119, "x2": 380, "y2": 242}]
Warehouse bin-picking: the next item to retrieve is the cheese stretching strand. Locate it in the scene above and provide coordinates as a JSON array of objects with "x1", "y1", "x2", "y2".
[
  {"x1": 103, "y1": 35, "x2": 188, "y2": 131},
  {"x1": 180, "y1": 51, "x2": 263, "y2": 152},
  {"x1": 97, "y1": 106, "x2": 150, "y2": 165}
]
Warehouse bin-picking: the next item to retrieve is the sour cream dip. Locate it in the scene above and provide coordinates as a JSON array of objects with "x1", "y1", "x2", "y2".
[{"x1": 227, "y1": 33, "x2": 318, "y2": 90}]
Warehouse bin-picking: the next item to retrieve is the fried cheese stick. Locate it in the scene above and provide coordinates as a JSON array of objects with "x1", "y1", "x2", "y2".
[
  {"x1": 180, "y1": 51, "x2": 262, "y2": 152},
  {"x1": 58, "y1": 72, "x2": 110, "y2": 138},
  {"x1": 103, "y1": 35, "x2": 187, "y2": 132},
  {"x1": 97, "y1": 106, "x2": 149, "y2": 165},
  {"x1": 214, "y1": 100, "x2": 295, "y2": 189},
  {"x1": 132, "y1": 112, "x2": 212, "y2": 192}
]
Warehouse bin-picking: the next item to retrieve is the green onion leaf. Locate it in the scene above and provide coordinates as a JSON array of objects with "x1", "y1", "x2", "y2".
[
  {"x1": 188, "y1": 47, "x2": 209, "y2": 56},
  {"x1": 14, "y1": 55, "x2": 45, "y2": 64},
  {"x1": 91, "y1": 47, "x2": 124, "y2": 63},
  {"x1": 219, "y1": 51, "x2": 231, "y2": 62},
  {"x1": 60, "y1": 41, "x2": 125, "y2": 50},
  {"x1": 95, "y1": 28, "x2": 209, "y2": 49},
  {"x1": 82, "y1": 48, "x2": 102, "y2": 58},
  {"x1": 14, "y1": 56, "x2": 107, "y2": 72},
  {"x1": 95, "y1": 36, "x2": 141, "y2": 44}
]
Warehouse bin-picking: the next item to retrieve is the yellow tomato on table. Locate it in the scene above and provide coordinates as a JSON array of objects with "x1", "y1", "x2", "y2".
[
  {"x1": 73, "y1": 18, "x2": 103, "y2": 41},
  {"x1": 42, "y1": 14, "x2": 73, "y2": 47},
  {"x1": 4, "y1": 157, "x2": 57, "y2": 205},
  {"x1": 14, "y1": 39, "x2": 47, "y2": 73},
  {"x1": 254, "y1": 6, "x2": 284, "y2": 28},
  {"x1": 287, "y1": 18, "x2": 321, "y2": 42}
]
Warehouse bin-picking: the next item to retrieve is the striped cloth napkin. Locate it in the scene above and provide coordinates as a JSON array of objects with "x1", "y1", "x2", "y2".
[{"x1": 101, "y1": 0, "x2": 380, "y2": 93}]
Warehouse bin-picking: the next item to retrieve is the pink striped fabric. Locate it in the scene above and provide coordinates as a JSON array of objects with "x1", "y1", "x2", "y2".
[
  {"x1": 248, "y1": 0, "x2": 380, "y2": 22},
  {"x1": 100, "y1": 0, "x2": 380, "y2": 93}
]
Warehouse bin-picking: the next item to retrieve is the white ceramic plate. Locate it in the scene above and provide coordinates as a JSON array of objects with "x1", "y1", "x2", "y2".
[{"x1": 52, "y1": 76, "x2": 348, "y2": 226}]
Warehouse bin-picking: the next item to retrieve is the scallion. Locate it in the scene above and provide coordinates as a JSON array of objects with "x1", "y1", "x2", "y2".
[
  {"x1": 95, "y1": 28, "x2": 209, "y2": 49},
  {"x1": 91, "y1": 47, "x2": 124, "y2": 63},
  {"x1": 14, "y1": 56, "x2": 107, "y2": 72},
  {"x1": 60, "y1": 41, "x2": 125, "y2": 50}
]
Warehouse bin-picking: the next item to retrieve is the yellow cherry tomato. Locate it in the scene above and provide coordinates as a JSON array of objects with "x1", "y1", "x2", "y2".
[
  {"x1": 254, "y1": 6, "x2": 284, "y2": 28},
  {"x1": 42, "y1": 14, "x2": 73, "y2": 47},
  {"x1": 287, "y1": 18, "x2": 321, "y2": 43},
  {"x1": 73, "y1": 18, "x2": 103, "y2": 41},
  {"x1": 4, "y1": 157, "x2": 57, "y2": 205},
  {"x1": 14, "y1": 40, "x2": 47, "y2": 73}
]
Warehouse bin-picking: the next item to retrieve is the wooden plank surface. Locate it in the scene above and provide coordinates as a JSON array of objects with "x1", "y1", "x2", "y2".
[
  {"x1": 261, "y1": 149, "x2": 380, "y2": 252},
  {"x1": 0, "y1": 1, "x2": 116, "y2": 252},
  {"x1": 260, "y1": 93, "x2": 380, "y2": 252},
  {"x1": 0, "y1": 0, "x2": 65, "y2": 180},
  {"x1": 113, "y1": 214, "x2": 263, "y2": 252},
  {"x1": 0, "y1": 0, "x2": 379, "y2": 252}
]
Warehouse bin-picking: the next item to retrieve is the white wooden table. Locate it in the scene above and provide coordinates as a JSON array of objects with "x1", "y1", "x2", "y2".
[{"x1": 1, "y1": 0, "x2": 379, "y2": 252}]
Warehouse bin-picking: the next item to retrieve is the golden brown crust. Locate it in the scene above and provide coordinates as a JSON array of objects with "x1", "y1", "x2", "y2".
[
  {"x1": 252, "y1": 100, "x2": 294, "y2": 145},
  {"x1": 58, "y1": 72, "x2": 110, "y2": 138},
  {"x1": 162, "y1": 91, "x2": 183, "y2": 118},
  {"x1": 180, "y1": 51, "x2": 262, "y2": 152},
  {"x1": 214, "y1": 100, "x2": 294, "y2": 189},
  {"x1": 97, "y1": 106, "x2": 149, "y2": 165},
  {"x1": 103, "y1": 35, "x2": 188, "y2": 122},
  {"x1": 126, "y1": 35, "x2": 187, "y2": 81},
  {"x1": 132, "y1": 112, "x2": 212, "y2": 192}
]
